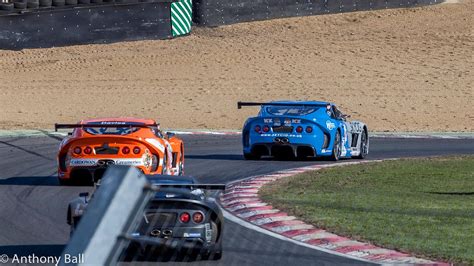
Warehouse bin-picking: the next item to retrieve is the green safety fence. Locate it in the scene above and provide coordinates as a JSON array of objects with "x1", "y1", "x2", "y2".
[{"x1": 171, "y1": 0, "x2": 192, "y2": 37}]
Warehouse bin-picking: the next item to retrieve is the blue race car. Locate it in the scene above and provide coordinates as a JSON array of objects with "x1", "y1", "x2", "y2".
[{"x1": 238, "y1": 101, "x2": 369, "y2": 160}]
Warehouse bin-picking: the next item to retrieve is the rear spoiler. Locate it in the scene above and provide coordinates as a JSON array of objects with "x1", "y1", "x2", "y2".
[
  {"x1": 237, "y1": 101, "x2": 329, "y2": 109},
  {"x1": 145, "y1": 183, "x2": 226, "y2": 191},
  {"x1": 54, "y1": 123, "x2": 159, "y2": 132}
]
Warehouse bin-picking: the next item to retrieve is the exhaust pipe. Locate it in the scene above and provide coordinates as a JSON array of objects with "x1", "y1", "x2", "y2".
[
  {"x1": 150, "y1": 229, "x2": 161, "y2": 237},
  {"x1": 162, "y1": 229, "x2": 173, "y2": 237}
]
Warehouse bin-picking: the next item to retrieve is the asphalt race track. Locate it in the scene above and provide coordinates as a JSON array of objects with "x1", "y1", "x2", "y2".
[{"x1": 0, "y1": 134, "x2": 473, "y2": 265}]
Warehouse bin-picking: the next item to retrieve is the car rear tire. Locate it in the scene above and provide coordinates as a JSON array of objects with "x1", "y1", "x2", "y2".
[
  {"x1": 200, "y1": 221, "x2": 222, "y2": 260},
  {"x1": 243, "y1": 152, "x2": 260, "y2": 160},
  {"x1": 161, "y1": 153, "x2": 168, "y2": 174},
  {"x1": 330, "y1": 131, "x2": 342, "y2": 161},
  {"x1": 355, "y1": 130, "x2": 368, "y2": 159}
]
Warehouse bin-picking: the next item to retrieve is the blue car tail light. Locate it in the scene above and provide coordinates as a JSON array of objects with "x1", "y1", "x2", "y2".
[
  {"x1": 254, "y1": 125, "x2": 261, "y2": 133},
  {"x1": 296, "y1": 126, "x2": 303, "y2": 133},
  {"x1": 305, "y1": 126, "x2": 313, "y2": 133},
  {"x1": 263, "y1": 125, "x2": 270, "y2": 133},
  {"x1": 179, "y1": 212, "x2": 190, "y2": 223}
]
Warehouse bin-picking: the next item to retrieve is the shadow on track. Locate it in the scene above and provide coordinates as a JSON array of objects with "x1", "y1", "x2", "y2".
[
  {"x1": 0, "y1": 244, "x2": 65, "y2": 257},
  {"x1": 0, "y1": 176, "x2": 58, "y2": 186},
  {"x1": 186, "y1": 154, "x2": 245, "y2": 161},
  {"x1": 38, "y1": 129, "x2": 64, "y2": 142},
  {"x1": 185, "y1": 154, "x2": 328, "y2": 161},
  {"x1": 0, "y1": 140, "x2": 53, "y2": 161}
]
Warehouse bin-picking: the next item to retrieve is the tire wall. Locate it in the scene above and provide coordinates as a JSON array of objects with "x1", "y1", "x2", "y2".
[
  {"x1": 0, "y1": 2, "x2": 174, "y2": 50},
  {"x1": 193, "y1": 0, "x2": 443, "y2": 26}
]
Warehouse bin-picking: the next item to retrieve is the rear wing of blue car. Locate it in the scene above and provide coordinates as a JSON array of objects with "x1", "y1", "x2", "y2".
[{"x1": 237, "y1": 101, "x2": 329, "y2": 109}]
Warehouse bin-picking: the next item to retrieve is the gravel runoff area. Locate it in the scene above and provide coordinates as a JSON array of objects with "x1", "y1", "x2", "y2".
[
  {"x1": 0, "y1": 0, "x2": 473, "y2": 132},
  {"x1": 259, "y1": 156, "x2": 474, "y2": 264}
]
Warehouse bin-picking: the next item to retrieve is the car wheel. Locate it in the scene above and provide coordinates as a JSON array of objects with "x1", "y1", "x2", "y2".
[
  {"x1": 161, "y1": 153, "x2": 167, "y2": 174},
  {"x1": 178, "y1": 162, "x2": 184, "y2": 176},
  {"x1": 201, "y1": 249, "x2": 222, "y2": 260},
  {"x1": 330, "y1": 131, "x2": 341, "y2": 161},
  {"x1": 243, "y1": 152, "x2": 260, "y2": 160},
  {"x1": 355, "y1": 130, "x2": 368, "y2": 159},
  {"x1": 200, "y1": 221, "x2": 221, "y2": 260}
]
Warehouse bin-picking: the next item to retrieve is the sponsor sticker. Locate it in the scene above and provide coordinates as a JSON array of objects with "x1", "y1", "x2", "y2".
[
  {"x1": 261, "y1": 134, "x2": 303, "y2": 138},
  {"x1": 70, "y1": 159, "x2": 97, "y2": 166},
  {"x1": 183, "y1": 232, "x2": 202, "y2": 238},
  {"x1": 291, "y1": 119, "x2": 301, "y2": 124},
  {"x1": 274, "y1": 118, "x2": 281, "y2": 126},
  {"x1": 99, "y1": 121, "x2": 127, "y2": 125},
  {"x1": 264, "y1": 118, "x2": 273, "y2": 123},
  {"x1": 69, "y1": 158, "x2": 144, "y2": 166},
  {"x1": 114, "y1": 159, "x2": 143, "y2": 166},
  {"x1": 326, "y1": 120, "x2": 336, "y2": 130},
  {"x1": 205, "y1": 223, "x2": 212, "y2": 242}
]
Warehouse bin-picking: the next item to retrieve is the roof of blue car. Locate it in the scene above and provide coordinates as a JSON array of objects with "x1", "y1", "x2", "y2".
[{"x1": 267, "y1": 100, "x2": 331, "y2": 105}]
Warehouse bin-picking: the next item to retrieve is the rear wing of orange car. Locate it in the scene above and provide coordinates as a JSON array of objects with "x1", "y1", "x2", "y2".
[{"x1": 54, "y1": 123, "x2": 159, "y2": 132}]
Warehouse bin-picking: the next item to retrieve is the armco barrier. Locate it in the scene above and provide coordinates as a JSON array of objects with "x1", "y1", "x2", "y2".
[
  {"x1": 0, "y1": 0, "x2": 192, "y2": 50},
  {"x1": 193, "y1": 0, "x2": 443, "y2": 26}
]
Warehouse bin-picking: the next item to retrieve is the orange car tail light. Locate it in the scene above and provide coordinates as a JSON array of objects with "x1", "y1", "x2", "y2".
[
  {"x1": 133, "y1": 146, "x2": 141, "y2": 154},
  {"x1": 73, "y1": 147, "x2": 82, "y2": 154},
  {"x1": 122, "y1": 146, "x2": 130, "y2": 154},
  {"x1": 84, "y1": 146, "x2": 92, "y2": 154}
]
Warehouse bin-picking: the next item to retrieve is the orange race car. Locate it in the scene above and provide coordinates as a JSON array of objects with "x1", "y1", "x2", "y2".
[{"x1": 55, "y1": 117, "x2": 184, "y2": 185}]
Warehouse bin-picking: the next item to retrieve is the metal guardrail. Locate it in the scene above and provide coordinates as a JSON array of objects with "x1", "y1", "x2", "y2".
[{"x1": 60, "y1": 166, "x2": 153, "y2": 265}]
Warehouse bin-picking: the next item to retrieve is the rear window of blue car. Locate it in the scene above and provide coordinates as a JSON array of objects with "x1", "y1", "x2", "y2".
[{"x1": 265, "y1": 106, "x2": 319, "y2": 116}]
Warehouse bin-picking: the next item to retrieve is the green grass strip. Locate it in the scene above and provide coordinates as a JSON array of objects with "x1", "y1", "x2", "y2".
[{"x1": 260, "y1": 156, "x2": 474, "y2": 264}]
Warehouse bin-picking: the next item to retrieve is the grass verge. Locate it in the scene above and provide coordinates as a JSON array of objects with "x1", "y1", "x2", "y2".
[{"x1": 259, "y1": 156, "x2": 474, "y2": 264}]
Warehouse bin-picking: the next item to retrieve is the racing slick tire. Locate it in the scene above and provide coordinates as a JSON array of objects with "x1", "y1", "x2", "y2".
[
  {"x1": 330, "y1": 131, "x2": 342, "y2": 161},
  {"x1": 178, "y1": 162, "x2": 184, "y2": 176},
  {"x1": 200, "y1": 221, "x2": 222, "y2": 260},
  {"x1": 355, "y1": 130, "x2": 368, "y2": 159},
  {"x1": 161, "y1": 153, "x2": 168, "y2": 174},
  {"x1": 243, "y1": 152, "x2": 260, "y2": 160}
]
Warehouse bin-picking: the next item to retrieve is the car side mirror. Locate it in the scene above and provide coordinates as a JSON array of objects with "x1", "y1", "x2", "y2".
[
  {"x1": 341, "y1": 114, "x2": 351, "y2": 119},
  {"x1": 166, "y1": 132, "x2": 175, "y2": 139}
]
